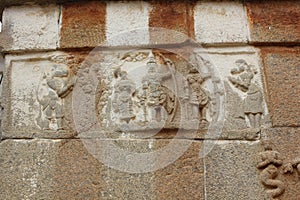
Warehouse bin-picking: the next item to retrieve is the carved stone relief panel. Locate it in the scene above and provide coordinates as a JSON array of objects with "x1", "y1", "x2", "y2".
[
  {"x1": 2, "y1": 52, "x2": 77, "y2": 138},
  {"x1": 2, "y1": 47, "x2": 269, "y2": 139},
  {"x1": 200, "y1": 47, "x2": 270, "y2": 131},
  {"x1": 73, "y1": 47, "x2": 268, "y2": 139},
  {"x1": 73, "y1": 49, "x2": 224, "y2": 136}
]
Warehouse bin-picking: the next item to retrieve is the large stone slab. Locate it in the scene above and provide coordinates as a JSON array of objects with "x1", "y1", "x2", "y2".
[
  {"x1": 205, "y1": 140, "x2": 265, "y2": 200},
  {"x1": 246, "y1": 1, "x2": 300, "y2": 44},
  {"x1": 194, "y1": 1, "x2": 249, "y2": 45},
  {"x1": 0, "y1": 139, "x2": 204, "y2": 199},
  {"x1": 260, "y1": 47, "x2": 300, "y2": 127},
  {"x1": 1, "y1": 4, "x2": 59, "y2": 52}
]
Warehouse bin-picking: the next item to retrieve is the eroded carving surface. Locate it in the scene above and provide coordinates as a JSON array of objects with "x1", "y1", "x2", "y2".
[
  {"x1": 6, "y1": 54, "x2": 77, "y2": 134},
  {"x1": 228, "y1": 59, "x2": 263, "y2": 128},
  {"x1": 76, "y1": 50, "x2": 224, "y2": 133},
  {"x1": 37, "y1": 65, "x2": 76, "y2": 131}
]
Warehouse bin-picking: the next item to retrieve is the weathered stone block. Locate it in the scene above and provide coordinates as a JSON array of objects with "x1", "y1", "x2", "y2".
[
  {"x1": 0, "y1": 139, "x2": 59, "y2": 200},
  {"x1": 149, "y1": 1, "x2": 193, "y2": 44},
  {"x1": 246, "y1": 1, "x2": 300, "y2": 43},
  {"x1": 1, "y1": 5, "x2": 59, "y2": 52},
  {"x1": 194, "y1": 2, "x2": 249, "y2": 45},
  {"x1": 0, "y1": 139, "x2": 204, "y2": 199},
  {"x1": 106, "y1": 1, "x2": 150, "y2": 46},
  {"x1": 260, "y1": 47, "x2": 300, "y2": 127},
  {"x1": 154, "y1": 140, "x2": 204, "y2": 199},
  {"x1": 205, "y1": 140, "x2": 264, "y2": 200},
  {"x1": 60, "y1": 1, "x2": 106, "y2": 48}
]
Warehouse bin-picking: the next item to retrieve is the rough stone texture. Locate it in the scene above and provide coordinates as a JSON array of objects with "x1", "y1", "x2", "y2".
[
  {"x1": 205, "y1": 140, "x2": 264, "y2": 200},
  {"x1": 194, "y1": 1, "x2": 248, "y2": 45},
  {"x1": 1, "y1": 4, "x2": 59, "y2": 52},
  {"x1": 246, "y1": 1, "x2": 300, "y2": 44},
  {"x1": 0, "y1": 139, "x2": 59, "y2": 200},
  {"x1": 60, "y1": 1, "x2": 106, "y2": 48},
  {"x1": 261, "y1": 128, "x2": 300, "y2": 200},
  {"x1": 260, "y1": 47, "x2": 300, "y2": 127},
  {"x1": 154, "y1": 140, "x2": 204, "y2": 199},
  {"x1": 106, "y1": 1, "x2": 149, "y2": 46},
  {"x1": 149, "y1": 1, "x2": 193, "y2": 44},
  {"x1": 0, "y1": 139, "x2": 204, "y2": 199}
]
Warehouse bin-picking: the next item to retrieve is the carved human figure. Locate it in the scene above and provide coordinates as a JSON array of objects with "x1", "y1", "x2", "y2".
[
  {"x1": 37, "y1": 65, "x2": 75, "y2": 131},
  {"x1": 142, "y1": 53, "x2": 172, "y2": 123},
  {"x1": 185, "y1": 61, "x2": 210, "y2": 124},
  {"x1": 112, "y1": 70, "x2": 136, "y2": 124},
  {"x1": 257, "y1": 141, "x2": 285, "y2": 199},
  {"x1": 229, "y1": 59, "x2": 263, "y2": 128}
]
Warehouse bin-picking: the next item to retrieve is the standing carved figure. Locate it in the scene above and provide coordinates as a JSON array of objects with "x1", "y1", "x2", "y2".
[
  {"x1": 229, "y1": 59, "x2": 263, "y2": 128},
  {"x1": 185, "y1": 57, "x2": 210, "y2": 124},
  {"x1": 112, "y1": 70, "x2": 136, "y2": 124},
  {"x1": 257, "y1": 141, "x2": 285, "y2": 199},
  {"x1": 142, "y1": 53, "x2": 172, "y2": 123},
  {"x1": 37, "y1": 65, "x2": 75, "y2": 131}
]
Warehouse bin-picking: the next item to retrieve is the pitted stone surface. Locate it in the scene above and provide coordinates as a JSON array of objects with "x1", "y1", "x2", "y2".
[
  {"x1": 2, "y1": 5, "x2": 59, "y2": 52},
  {"x1": 60, "y1": 1, "x2": 106, "y2": 48},
  {"x1": 205, "y1": 140, "x2": 264, "y2": 200},
  {"x1": 149, "y1": 1, "x2": 193, "y2": 44},
  {"x1": 0, "y1": 139, "x2": 204, "y2": 199},
  {"x1": 246, "y1": 1, "x2": 300, "y2": 43},
  {"x1": 261, "y1": 47, "x2": 300, "y2": 127}
]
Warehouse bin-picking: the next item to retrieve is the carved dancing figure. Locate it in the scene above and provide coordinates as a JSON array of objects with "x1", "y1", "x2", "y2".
[
  {"x1": 185, "y1": 55, "x2": 210, "y2": 124},
  {"x1": 229, "y1": 59, "x2": 263, "y2": 128},
  {"x1": 112, "y1": 70, "x2": 136, "y2": 124},
  {"x1": 37, "y1": 65, "x2": 75, "y2": 131},
  {"x1": 257, "y1": 141, "x2": 285, "y2": 199},
  {"x1": 142, "y1": 53, "x2": 172, "y2": 123}
]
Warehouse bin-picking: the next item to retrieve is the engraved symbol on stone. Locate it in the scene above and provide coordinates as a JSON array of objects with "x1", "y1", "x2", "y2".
[
  {"x1": 36, "y1": 65, "x2": 76, "y2": 131},
  {"x1": 257, "y1": 141, "x2": 285, "y2": 199},
  {"x1": 228, "y1": 59, "x2": 263, "y2": 128}
]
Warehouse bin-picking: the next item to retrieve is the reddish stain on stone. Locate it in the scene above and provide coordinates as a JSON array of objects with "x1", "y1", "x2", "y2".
[
  {"x1": 60, "y1": 1, "x2": 106, "y2": 48},
  {"x1": 149, "y1": 1, "x2": 195, "y2": 43},
  {"x1": 246, "y1": 1, "x2": 300, "y2": 43}
]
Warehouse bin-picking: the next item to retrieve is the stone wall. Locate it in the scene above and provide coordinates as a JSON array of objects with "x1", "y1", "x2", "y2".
[{"x1": 0, "y1": 1, "x2": 299, "y2": 199}]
